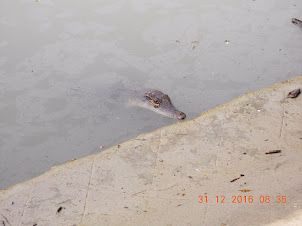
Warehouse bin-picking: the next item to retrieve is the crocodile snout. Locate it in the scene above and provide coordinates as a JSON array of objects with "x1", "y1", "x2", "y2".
[{"x1": 176, "y1": 112, "x2": 186, "y2": 120}]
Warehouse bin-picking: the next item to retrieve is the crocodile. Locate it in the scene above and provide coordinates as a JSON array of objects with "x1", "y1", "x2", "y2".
[
  {"x1": 70, "y1": 84, "x2": 186, "y2": 120},
  {"x1": 127, "y1": 89, "x2": 186, "y2": 120},
  {"x1": 292, "y1": 18, "x2": 302, "y2": 29}
]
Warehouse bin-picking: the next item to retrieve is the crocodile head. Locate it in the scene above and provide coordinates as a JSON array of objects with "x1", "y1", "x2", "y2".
[
  {"x1": 143, "y1": 90, "x2": 186, "y2": 120},
  {"x1": 292, "y1": 18, "x2": 302, "y2": 29}
]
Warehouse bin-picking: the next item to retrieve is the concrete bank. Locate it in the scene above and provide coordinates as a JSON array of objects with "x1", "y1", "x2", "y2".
[{"x1": 1, "y1": 76, "x2": 302, "y2": 226}]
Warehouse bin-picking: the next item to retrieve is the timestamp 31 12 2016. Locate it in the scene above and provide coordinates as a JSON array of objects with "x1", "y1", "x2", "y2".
[{"x1": 198, "y1": 195, "x2": 287, "y2": 204}]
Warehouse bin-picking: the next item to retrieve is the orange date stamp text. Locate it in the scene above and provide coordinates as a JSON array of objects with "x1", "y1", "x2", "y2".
[{"x1": 198, "y1": 195, "x2": 287, "y2": 204}]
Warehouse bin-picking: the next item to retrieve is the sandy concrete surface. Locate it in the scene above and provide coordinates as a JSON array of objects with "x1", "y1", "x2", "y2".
[{"x1": 1, "y1": 76, "x2": 302, "y2": 225}]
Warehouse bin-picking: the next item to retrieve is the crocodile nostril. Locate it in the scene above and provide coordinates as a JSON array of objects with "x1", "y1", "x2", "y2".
[{"x1": 177, "y1": 112, "x2": 186, "y2": 120}]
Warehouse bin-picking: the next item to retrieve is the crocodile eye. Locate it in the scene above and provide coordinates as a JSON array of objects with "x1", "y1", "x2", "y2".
[{"x1": 153, "y1": 101, "x2": 160, "y2": 108}]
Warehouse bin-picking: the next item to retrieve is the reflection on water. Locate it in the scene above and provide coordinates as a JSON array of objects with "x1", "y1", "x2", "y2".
[{"x1": 0, "y1": 0, "x2": 302, "y2": 189}]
